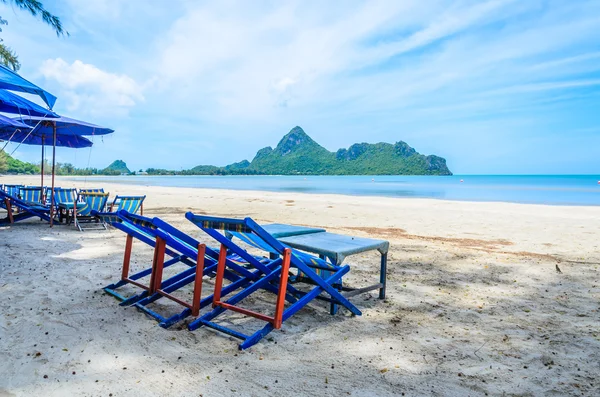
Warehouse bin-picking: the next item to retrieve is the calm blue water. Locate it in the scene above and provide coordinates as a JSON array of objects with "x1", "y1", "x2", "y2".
[{"x1": 67, "y1": 175, "x2": 600, "y2": 206}]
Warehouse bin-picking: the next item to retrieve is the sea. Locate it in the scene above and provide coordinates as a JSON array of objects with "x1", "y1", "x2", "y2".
[{"x1": 65, "y1": 175, "x2": 600, "y2": 206}]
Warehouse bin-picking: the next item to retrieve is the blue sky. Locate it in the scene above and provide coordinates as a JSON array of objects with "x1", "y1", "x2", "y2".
[{"x1": 1, "y1": 0, "x2": 599, "y2": 174}]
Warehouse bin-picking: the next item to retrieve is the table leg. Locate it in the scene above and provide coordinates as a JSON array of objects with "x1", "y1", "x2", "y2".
[
  {"x1": 379, "y1": 253, "x2": 387, "y2": 299},
  {"x1": 324, "y1": 255, "x2": 340, "y2": 315}
]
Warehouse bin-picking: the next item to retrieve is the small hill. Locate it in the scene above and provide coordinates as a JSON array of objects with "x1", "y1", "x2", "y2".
[
  {"x1": 189, "y1": 164, "x2": 221, "y2": 174},
  {"x1": 223, "y1": 160, "x2": 251, "y2": 171},
  {"x1": 183, "y1": 126, "x2": 452, "y2": 176},
  {"x1": 102, "y1": 160, "x2": 131, "y2": 175},
  {"x1": 0, "y1": 149, "x2": 39, "y2": 174},
  {"x1": 248, "y1": 127, "x2": 335, "y2": 174},
  {"x1": 238, "y1": 126, "x2": 452, "y2": 175}
]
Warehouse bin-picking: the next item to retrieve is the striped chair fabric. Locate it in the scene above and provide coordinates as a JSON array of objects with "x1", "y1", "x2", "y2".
[
  {"x1": 76, "y1": 192, "x2": 109, "y2": 216},
  {"x1": 19, "y1": 187, "x2": 43, "y2": 204},
  {"x1": 110, "y1": 195, "x2": 146, "y2": 215}
]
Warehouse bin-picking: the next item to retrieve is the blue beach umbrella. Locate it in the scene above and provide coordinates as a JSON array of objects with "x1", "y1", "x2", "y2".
[
  {"x1": 0, "y1": 129, "x2": 93, "y2": 148},
  {"x1": 0, "y1": 89, "x2": 58, "y2": 117},
  {"x1": 8, "y1": 114, "x2": 113, "y2": 226},
  {"x1": 15, "y1": 115, "x2": 114, "y2": 136},
  {"x1": 0, "y1": 114, "x2": 31, "y2": 130},
  {"x1": 0, "y1": 127, "x2": 93, "y2": 221},
  {"x1": 0, "y1": 64, "x2": 57, "y2": 109}
]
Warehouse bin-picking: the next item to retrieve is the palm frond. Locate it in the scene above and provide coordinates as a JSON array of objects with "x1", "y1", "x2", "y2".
[
  {"x1": 0, "y1": 42, "x2": 20, "y2": 71},
  {"x1": 2, "y1": 0, "x2": 68, "y2": 36}
]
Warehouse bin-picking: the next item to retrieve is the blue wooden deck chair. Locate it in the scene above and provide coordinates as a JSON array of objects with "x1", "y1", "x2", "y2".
[
  {"x1": 93, "y1": 209, "x2": 199, "y2": 309},
  {"x1": 52, "y1": 188, "x2": 77, "y2": 223},
  {"x1": 73, "y1": 191, "x2": 109, "y2": 231},
  {"x1": 185, "y1": 213, "x2": 362, "y2": 350},
  {"x1": 93, "y1": 210, "x2": 281, "y2": 328},
  {"x1": 0, "y1": 189, "x2": 51, "y2": 224},
  {"x1": 0, "y1": 185, "x2": 21, "y2": 210},
  {"x1": 76, "y1": 188, "x2": 104, "y2": 204},
  {"x1": 1, "y1": 185, "x2": 13, "y2": 208},
  {"x1": 43, "y1": 186, "x2": 61, "y2": 205},
  {"x1": 19, "y1": 186, "x2": 43, "y2": 204},
  {"x1": 75, "y1": 188, "x2": 104, "y2": 202},
  {"x1": 109, "y1": 195, "x2": 146, "y2": 215},
  {"x1": 79, "y1": 188, "x2": 104, "y2": 193},
  {"x1": 3, "y1": 184, "x2": 23, "y2": 197}
]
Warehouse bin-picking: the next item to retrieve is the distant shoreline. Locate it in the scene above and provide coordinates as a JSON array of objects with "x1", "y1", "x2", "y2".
[
  {"x1": 2, "y1": 174, "x2": 599, "y2": 207},
  {"x1": 55, "y1": 174, "x2": 600, "y2": 206}
]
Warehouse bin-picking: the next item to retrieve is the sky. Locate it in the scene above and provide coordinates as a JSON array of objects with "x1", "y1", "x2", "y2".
[{"x1": 1, "y1": 0, "x2": 599, "y2": 174}]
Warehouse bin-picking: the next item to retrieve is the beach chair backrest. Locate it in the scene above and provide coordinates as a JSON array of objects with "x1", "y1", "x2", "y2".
[
  {"x1": 118, "y1": 210, "x2": 156, "y2": 231},
  {"x1": 185, "y1": 214, "x2": 289, "y2": 257},
  {"x1": 78, "y1": 188, "x2": 105, "y2": 198},
  {"x1": 3, "y1": 184, "x2": 23, "y2": 197},
  {"x1": 53, "y1": 188, "x2": 76, "y2": 205},
  {"x1": 118, "y1": 210, "x2": 208, "y2": 261},
  {"x1": 103, "y1": 210, "x2": 170, "y2": 250},
  {"x1": 117, "y1": 210, "x2": 255, "y2": 277},
  {"x1": 77, "y1": 192, "x2": 109, "y2": 216},
  {"x1": 19, "y1": 187, "x2": 42, "y2": 203},
  {"x1": 91, "y1": 210, "x2": 161, "y2": 250},
  {"x1": 0, "y1": 189, "x2": 52, "y2": 223},
  {"x1": 112, "y1": 195, "x2": 146, "y2": 214},
  {"x1": 0, "y1": 189, "x2": 28, "y2": 207},
  {"x1": 44, "y1": 186, "x2": 60, "y2": 198},
  {"x1": 186, "y1": 213, "x2": 337, "y2": 277}
]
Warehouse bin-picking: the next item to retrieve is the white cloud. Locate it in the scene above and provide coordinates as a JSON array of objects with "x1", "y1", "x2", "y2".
[
  {"x1": 151, "y1": 0, "x2": 600, "y2": 129},
  {"x1": 154, "y1": 1, "x2": 435, "y2": 119},
  {"x1": 39, "y1": 58, "x2": 144, "y2": 116}
]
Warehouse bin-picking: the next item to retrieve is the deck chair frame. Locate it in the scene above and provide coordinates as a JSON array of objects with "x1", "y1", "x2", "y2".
[
  {"x1": 74, "y1": 192, "x2": 109, "y2": 231},
  {"x1": 185, "y1": 213, "x2": 361, "y2": 350},
  {"x1": 109, "y1": 195, "x2": 146, "y2": 215},
  {"x1": 0, "y1": 190, "x2": 51, "y2": 224},
  {"x1": 52, "y1": 188, "x2": 77, "y2": 224},
  {"x1": 19, "y1": 186, "x2": 43, "y2": 205},
  {"x1": 96, "y1": 210, "x2": 285, "y2": 328}
]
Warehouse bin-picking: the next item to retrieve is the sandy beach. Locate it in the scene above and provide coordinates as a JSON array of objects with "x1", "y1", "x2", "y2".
[{"x1": 1, "y1": 175, "x2": 599, "y2": 396}]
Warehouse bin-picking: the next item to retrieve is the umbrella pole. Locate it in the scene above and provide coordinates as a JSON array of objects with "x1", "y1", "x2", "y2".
[
  {"x1": 41, "y1": 138, "x2": 44, "y2": 201},
  {"x1": 50, "y1": 123, "x2": 56, "y2": 227}
]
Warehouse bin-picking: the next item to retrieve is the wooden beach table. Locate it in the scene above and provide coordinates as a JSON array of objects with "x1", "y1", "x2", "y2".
[
  {"x1": 228, "y1": 222, "x2": 388, "y2": 313},
  {"x1": 260, "y1": 223, "x2": 326, "y2": 238},
  {"x1": 226, "y1": 223, "x2": 325, "y2": 241},
  {"x1": 278, "y1": 231, "x2": 389, "y2": 314}
]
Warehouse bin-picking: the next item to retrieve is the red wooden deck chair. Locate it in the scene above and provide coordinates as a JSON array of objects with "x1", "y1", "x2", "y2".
[
  {"x1": 185, "y1": 213, "x2": 361, "y2": 350},
  {"x1": 94, "y1": 210, "x2": 285, "y2": 328}
]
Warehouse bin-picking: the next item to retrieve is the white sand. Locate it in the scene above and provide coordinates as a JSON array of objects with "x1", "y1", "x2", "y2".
[{"x1": 1, "y1": 175, "x2": 599, "y2": 396}]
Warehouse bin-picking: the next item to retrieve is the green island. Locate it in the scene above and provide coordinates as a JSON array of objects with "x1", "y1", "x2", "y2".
[{"x1": 1, "y1": 127, "x2": 452, "y2": 176}]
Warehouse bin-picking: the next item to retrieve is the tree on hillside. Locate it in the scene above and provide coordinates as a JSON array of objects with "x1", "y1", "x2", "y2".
[
  {"x1": 61, "y1": 162, "x2": 74, "y2": 175},
  {"x1": 0, "y1": 0, "x2": 67, "y2": 71},
  {"x1": 0, "y1": 149, "x2": 8, "y2": 173}
]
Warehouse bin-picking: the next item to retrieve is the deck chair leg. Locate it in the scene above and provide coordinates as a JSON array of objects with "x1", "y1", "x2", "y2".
[
  {"x1": 212, "y1": 244, "x2": 228, "y2": 308},
  {"x1": 191, "y1": 244, "x2": 206, "y2": 317},
  {"x1": 150, "y1": 237, "x2": 167, "y2": 294},
  {"x1": 6, "y1": 199, "x2": 13, "y2": 224},
  {"x1": 73, "y1": 206, "x2": 79, "y2": 230},
  {"x1": 122, "y1": 235, "x2": 134, "y2": 280},
  {"x1": 273, "y1": 248, "x2": 291, "y2": 329}
]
